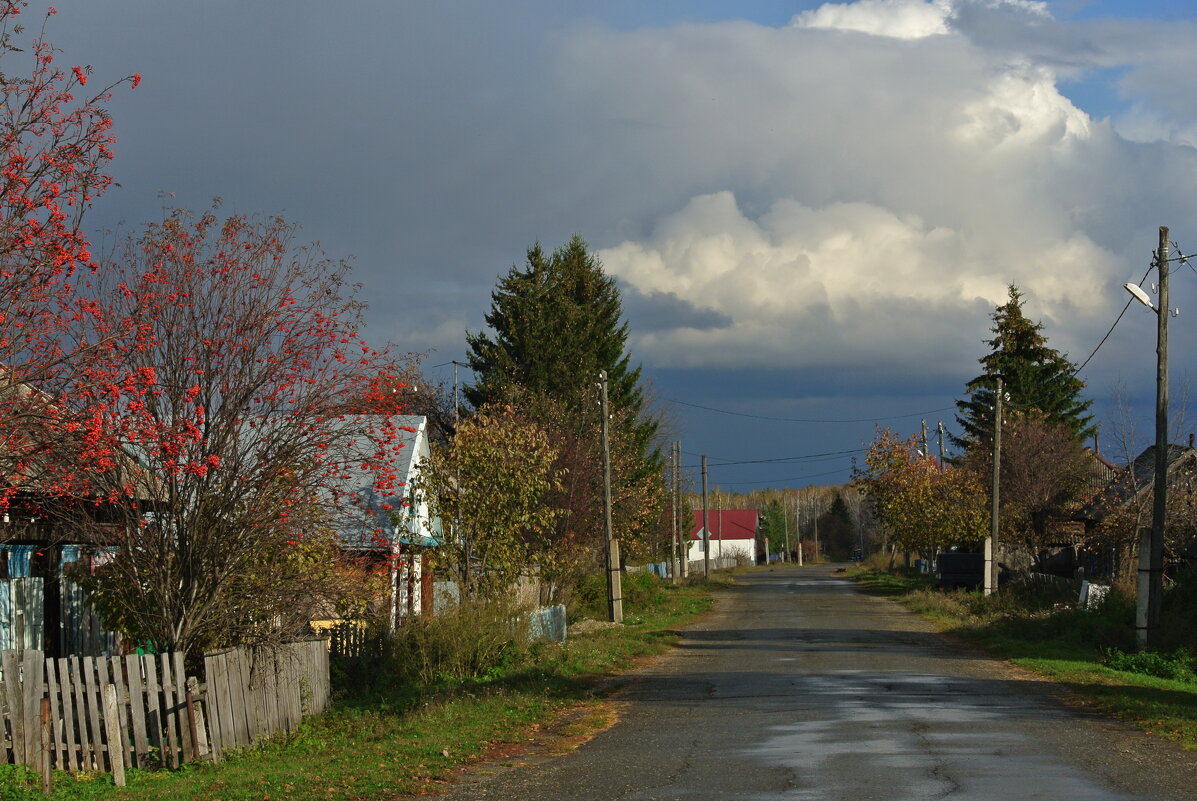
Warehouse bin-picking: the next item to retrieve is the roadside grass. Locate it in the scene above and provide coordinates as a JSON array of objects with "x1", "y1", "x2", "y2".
[
  {"x1": 849, "y1": 565, "x2": 1197, "y2": 749},
  {"x1": 852, "y1": 566, "x2": 934, "y2": 598},
  {"x1": 2, "y1": 572, "x2": 724, "y2": 801}
]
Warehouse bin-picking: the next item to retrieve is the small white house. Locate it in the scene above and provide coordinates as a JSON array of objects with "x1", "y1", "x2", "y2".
[
  {"x1": 687, "y1": 509, "x2": 758, "y2": 564},
  {"x1": 333, "y1": 414, "x2": 440, "y2": 628}
]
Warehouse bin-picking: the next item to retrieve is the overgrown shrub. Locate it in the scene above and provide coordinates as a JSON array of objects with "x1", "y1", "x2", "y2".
[
  {"x1": 569, "y1": 570, "x2": 608, "y2": 622},
  {"x1": 623, "y1": 571, "x2": 667, "y2": 610},
  {"x1": 386, "y1": 597, "x2": 530, "y2": 686}
]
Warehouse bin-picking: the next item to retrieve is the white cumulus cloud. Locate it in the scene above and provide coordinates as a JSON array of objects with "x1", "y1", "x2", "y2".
[
  {"x1": 792, "y1": 0, "x2": 953, "y2": 39},
  {"x1": 600, "y1": 192, "x2": 1116, "y2": 371},
  {"x1": 551, "y1": 4, "x2": 1180, "y2": 380}
]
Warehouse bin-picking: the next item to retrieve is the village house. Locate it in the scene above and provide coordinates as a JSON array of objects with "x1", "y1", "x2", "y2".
[
  {"x1": 331, "y1": 414, "x2": 441, "y2": 628},
  {"x1": 687, "y1": 509, "x2": 759, "y2": 565}
]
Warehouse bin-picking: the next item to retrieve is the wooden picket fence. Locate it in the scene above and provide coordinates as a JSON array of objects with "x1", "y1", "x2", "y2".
[
  {"x1": 0, "y1": 640, "x2": 329, "y2": 780},
  {"x1": 326, "y1": 620, "x2": 370, "y2": 659}
]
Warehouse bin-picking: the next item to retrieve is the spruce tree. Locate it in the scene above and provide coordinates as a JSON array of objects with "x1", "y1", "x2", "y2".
[
  {"x1": 758, "y1": 498, "x2": 786, "y2": 555},
  {"x1": 465, "y1": 235, "x2": 658, "y2": 456},
  {"x1": 955, "y1": 285, "x2": 1095, "y2": 447}
]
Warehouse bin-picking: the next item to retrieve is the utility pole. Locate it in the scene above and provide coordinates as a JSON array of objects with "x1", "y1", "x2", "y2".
[
  {"x1": 599, "y1": 371, "x2": 622, "y2": 623},
  {"x1": 921, "y1": 419, "x2": 929, "y2": 457},
  {"x1": 986, "y1": 376, "x2": 1002, "y2": 596},
  {"x1": 1141, "y1": 226, "x2": 1170, "y2": 648},
  {"x1": 678, "y1": 441, "x2": 689, "y2": 579},
  {"x1": 702, "y1": 455, "x2": 710, "y2": 579},
  {"x1": 670, "y1": 441, "x2": 680, "y2": 585},
  {"x1": 452, "y1": 360, "x2": 461, "y2": 431},
  {"x1": 795, "y1": 499, "x2": 803, "y2": 566},
  {"x1": 782, "y1": 496, "x2": 790, "y2": 563},
  {"x1": 451, "y1": 359, "x2": 465, "y2": 597},
  {"x1": 717, "y1": 494, "x2": 723, "y2": 562},
  {"x1": 813, "y1": 505, "x2": 819, "y2": 562},
  {"x1": 937, "y1": 421, "x2": 946, "y2": 466}
]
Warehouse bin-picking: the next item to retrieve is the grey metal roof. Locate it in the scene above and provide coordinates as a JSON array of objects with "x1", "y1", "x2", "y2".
[{"x1": 331, "y1": 415, "x2": 441, "y2": 549}]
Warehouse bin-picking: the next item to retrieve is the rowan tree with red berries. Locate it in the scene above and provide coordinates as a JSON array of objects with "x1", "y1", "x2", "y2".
[
  {"x1": 59, "y1": 205, "x2": 410, "y2": 657},
  {"x1": 0, "y1": 1, "x2": 139, "y2": 518}
]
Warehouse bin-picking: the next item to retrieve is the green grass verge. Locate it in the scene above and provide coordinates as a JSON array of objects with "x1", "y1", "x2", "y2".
[
  {"x1": 2, "y1": 574, "x2": 724, "y2": 801},
  {"x1": 849, "y1": 566, "x2": 1197, "y2": 749}
]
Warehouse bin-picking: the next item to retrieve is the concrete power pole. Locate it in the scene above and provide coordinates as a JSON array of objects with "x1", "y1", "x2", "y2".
[
  {"x1": 702, "y1": 455, "x2": 710, "y2": 579},
  {"x1": 813, "y1": 498, "x2": 819, "y2": 562},
  {"x1": 782, "y1": 496, "x2": 790, "y2": 563},
  {"x1": 986, "y1": 376, "x2": 1002, "y2": 596},
  {"x1": 937, "y1": 421, "x2": 946, "y2": 466},
  {"x1": 1140, "y1": 226, "x2": 1170, "y2": 648},
  {"x1": 599, "y1": 371, "x2": 622, "y2": 623},
  {"x1": 795, "y1": 499, "x2": 803, "y2": 566}
]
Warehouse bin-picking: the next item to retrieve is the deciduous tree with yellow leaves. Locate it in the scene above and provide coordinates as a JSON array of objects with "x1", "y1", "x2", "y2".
[{"x1": 854, "y1": 429, "x2": 988, "y2": 560}]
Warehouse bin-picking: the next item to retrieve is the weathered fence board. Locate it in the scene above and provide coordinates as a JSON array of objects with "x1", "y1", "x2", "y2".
[
  {"x1": 2, "y1": 649, "x2": 21, "y2": 764},
  {"x1": 170, "y1": 653, "x2": 192, "y2": 763},
  {"x1": 108, "y1": 657, "x2": 131, "y2": 768},
  {"x1": 53, "y1": 659, "x2": 76, "y2": 770},
  {"x1": 124, "y1": 653, "x2": 148, "y2": 768}
]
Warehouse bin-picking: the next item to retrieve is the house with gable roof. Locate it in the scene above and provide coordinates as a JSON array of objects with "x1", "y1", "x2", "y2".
[
  {"x1": 687, "y1": 509, "x2": 759, "y2": 565},
  {"x1": 331, "y1": 414, "x2": 441, "y2": 628},
  {"x1": 1071, "y1": 442, "x2": 1197, "y2": 575}
]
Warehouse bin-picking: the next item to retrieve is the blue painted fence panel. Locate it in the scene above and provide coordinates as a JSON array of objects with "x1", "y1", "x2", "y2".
[{"x1": 527, "y1": 604, "x2": 566, "y2": 642}]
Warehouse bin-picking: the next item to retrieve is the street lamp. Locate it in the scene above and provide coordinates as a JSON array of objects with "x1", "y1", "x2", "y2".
[{"x1": 1124, "y1": 226, "x2": 1171, "y2": 649}]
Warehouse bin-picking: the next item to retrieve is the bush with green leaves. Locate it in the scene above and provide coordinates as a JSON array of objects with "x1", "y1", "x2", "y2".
[
  {"x1": 1104, "y1": 647, "x2": 1197, "y2": 683},
  {"x1": 569, "y1": 569, "x2": 668, "y2": 622}
]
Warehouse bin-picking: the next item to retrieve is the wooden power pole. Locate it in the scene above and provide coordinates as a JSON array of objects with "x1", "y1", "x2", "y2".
[
  {"x1": 670, "y1": 440, "x2": 680, "y2": 585},
  {"x1": 679, "y1": 441, "x2": 689, "y2": 579},
  {"x1": 702, "y1": 455, "x2": 710, "y2": 579},
  {"x1": 599, "y1": 371, "x2": 622, "y2": 622},
  {"x1": 986, "y1": 376, "x2": 1002, "y2": 596},
  {"x1": 1140, "y1": 226, "x2": 1170, "y2": 648}
]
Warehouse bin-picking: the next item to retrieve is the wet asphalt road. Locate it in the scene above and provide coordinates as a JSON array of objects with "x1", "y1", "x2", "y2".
[{"x1": 442, "y1": 565, "x2": 1197, "y2": 801}]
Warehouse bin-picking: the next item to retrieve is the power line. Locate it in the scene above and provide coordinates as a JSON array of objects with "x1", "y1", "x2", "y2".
[
  {"x1": 680, "y1": 447, "x2": 863, "y2": 466},
  {"x1": 428, "y1": 359, "x2": 469, "y2": 370},
  {"x1": 1074, "y1": 266, "x2": 1154, "y2": 376},
  {"x1": 668, "y1": 398, "x2": 954, "y2": 424},
  {"x1": 702, "y1": 468, "x2": 850, "y2": 486}
]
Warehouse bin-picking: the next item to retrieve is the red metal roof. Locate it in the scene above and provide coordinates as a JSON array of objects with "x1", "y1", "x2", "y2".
[{"x1": 688, "y1": 509, "x2": 758, "y2": 540}]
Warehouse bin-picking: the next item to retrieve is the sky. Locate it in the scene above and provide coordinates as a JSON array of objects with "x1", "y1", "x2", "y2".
[{"x1": 31, "y1": 0, "x2": 1197, "y2": 492}]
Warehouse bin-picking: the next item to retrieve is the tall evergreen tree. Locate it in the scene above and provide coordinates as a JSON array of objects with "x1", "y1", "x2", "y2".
[
  {"x1": 758, "y1": 498, "x2": 787, "y2": 557},
  {"x1": 465, "y1": 236, "x2": 657, "y2": 454},
  {"x1": 955, "y1": 285, "x2": 1095, "y2": 447}
]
